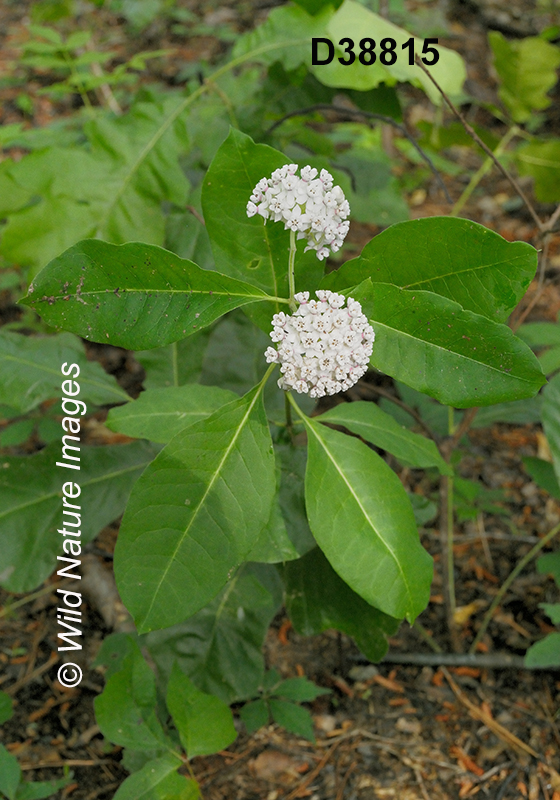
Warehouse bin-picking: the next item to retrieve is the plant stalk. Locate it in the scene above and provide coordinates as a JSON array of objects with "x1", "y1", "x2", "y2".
[
  {"x1": 469, "y1": 522, "x2": 560, "y2": 654},
  {"x1": 288, "y1": 228, "x2": 297, "y2": 312},
  {"x1": 451, "y1": 126, "x2": 519, "y2": 217}
]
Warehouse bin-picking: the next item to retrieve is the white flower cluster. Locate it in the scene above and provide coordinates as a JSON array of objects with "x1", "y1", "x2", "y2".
[
  {"x1": 246, "y1": 164, "x2": 350, "y2": 260},
  {"x1": 265, "y1": 290, "x2": 375, "y2": 398}
]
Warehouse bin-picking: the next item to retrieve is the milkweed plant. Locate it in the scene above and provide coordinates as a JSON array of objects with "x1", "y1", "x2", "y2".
[{"x1": 20, "y1": 128, "x2": 546, "y2": 796}]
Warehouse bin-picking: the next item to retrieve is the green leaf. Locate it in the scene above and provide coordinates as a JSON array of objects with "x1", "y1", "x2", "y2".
[
  {"x1": 489, "y1": 31, "x2": 560, "y2": 122},
  {"x1": 320, "y1": 1, "x2": 466, "y2": 104},
  {"x1": 524, "y1": 633, "x2": 560, "y2": 668},
  {"x1": 321, "y1": 217, "x2": 537, "y2": 324},
  {"x1": 247, "y1": 443, "x2": 316, "y2": 563},
  {"x1": 113, "y1": 755, "x2": 199, "y2": 800},
  {"x1": 92, "y1": 632, "x2": 139, "y2": 680},
  {"x1": 0, "y1": 96, "x2": 192, "y2": 271},
  {"x1": 115, "y1": 384, "x2": 276, "y2": 633},
  {"x1": 537, "y1": 551, "x2": 560, "y2": 586},
  {"x1": 352, "y1": 280, "x2": 546, "y2": 408},
  {"x1": 472, "y1": 397, "x2": 542, "y2": 428},
  {"x1": 317, "y1": 401, "x2": 450, "y2": 475},
  {"x1": 0, "y1": 441, "x2": 156, "y2": 592},
  {"x1": 0, "y1": 744, "x2": 21, "y2": 800},
  {"x1": 517, "y1": 139, "x2": 560, "y2": 203},
  {"x1": 0, "y1": 421, "x2": 35, "y2": 448},
  {"x1": 144, "y1": 563, "x2": 283, "y2": 703},
  {"x1": 0, "y1": 692, "x2": 13, "y2": 725},
  {"x1": 274, "y1": 677, "x2": 330, "y2": 703},
  {"x1": 542, "y1": 373, "x2": 560, "y2": 484},
  {"x1": 523, "y1": 457, "x2": 560, "y2": 501},
  {"x1": 107, "y1": 386, "x2": 238, "y2": 443},
  {"x1": 232, "y1": 4, "x2": 330, "y2": 74},
  {"x1": 94, "y1": 638, "x2": 169, "y2": 751},
  {"x1": 166, "y1": 664, "x2": 236, "y2": 758},
  {"x1": 285, "y1": 547, "x2": 400, "y2": 662},
  {"x1": 201, "y1": 129, "x2": 322, "y2": 331},
  {"x1": 0, "y1": 330, "x2": 128, "y2": 413},
  {"x1": 269, "y1": 699, "x2": 315, "y2": 742},
  {"x1": 20, "y1": 240, "x2": 271, "y2": 350},
  {"x1": 540, "y1": 603, "x2": 560, "y2": 626},
  {"x1": 239, "y1": 699, "x2": 269, "y2": 734},
  {"x1": 301, "y1": 415, "x2": 432, "y2": 622},
  {"x1": 233, "y1": 1, "x2": 465, "y2": 105},
  {"x1": 16, "y1": 775, "x2": 72, "y2": 800},
  {"x1": 517, "y1": 321, "x2": 560, "y2": 348},
  {"x1": 136, "y1": 332, "x2": 213, "y2": 390}
]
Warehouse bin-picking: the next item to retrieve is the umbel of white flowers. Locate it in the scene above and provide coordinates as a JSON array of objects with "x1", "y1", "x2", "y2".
[
  {"x1": 246, "y1": 164, "x2": 350, "y2": 260},
  {"x1": 265, "y1": 290, "x2": 375, "y2": 398}
]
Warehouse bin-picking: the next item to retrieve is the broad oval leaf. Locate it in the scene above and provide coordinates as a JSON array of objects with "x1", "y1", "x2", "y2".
[
  {"x1": 201, "y1": 129, "x2": 322, "y2": 330},
  {"x1": 166, "y1": 664, "x2": 236, "y2": 758},
  {"x1": 320, "y1": 1, "x2": 466, "y2": 104},
  {"x1": 107, "y1": 385, "x2": 238, "y2": 443},
  {"x1": 0, "y1": 330, "x2": 128, "y2": 413},
  {"x1": 352, "y1": 280, "x2": 545, "y2": 408},
  {"x1": 145, "y1": 563, "x2": 283, "y2": 703},
  {"x1": 115, "y1": 385, "x2": 276, "y2": 633},
  {"x1": 0, "y1": 441, "x2": 156, "y2": 593},
  {"x1": 322, "y1": 217, "x2": 537, "y2": 323},
  {"x1": 285, "y1": 547, "x2": 400, "y2": 662},
  {"x1": 20, "y1": 239, "x2": 271, "y2": 350},
  {"x1": 302, "y1": 416, "x2": 433, "y2": 622},
  {"x1": 317, "y1": 401, "x2": 451, "y2": 475},
  {"x1": 233, "y1": 1, "x2": 465, "y2": 104}
]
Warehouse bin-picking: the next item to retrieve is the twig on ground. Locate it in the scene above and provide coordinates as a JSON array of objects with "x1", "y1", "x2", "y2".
[
  {"x1": 335, "y1": 759, "x2": 357, "y2": 800},
  {"x1": 367, "y1": 651, "x2": 556, "y2": 669},
  {"x1": 6, "y1": 652, "x2": 59, "y2": 696},
  {"x1": 266, "y1": 103, "x2": 452, "y2": 204},
  {"x1": 469, "y1": 521, "x2": 560, "y2": 654},
  {"x1": 21, "y1": 759, "x2": 120, "y2": 770},
  {"x1": 283, "y1": 740, "x2": 343, "y2": 800},
  {"x1": 414, "y1": 56, "x2": 545, "y2": 233},
  {"x1": 442, "y1": 668, "x2": 541, "y2": 758}
]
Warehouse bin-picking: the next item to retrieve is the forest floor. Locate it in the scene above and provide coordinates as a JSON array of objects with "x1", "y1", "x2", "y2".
[{"x1": 1, "y1": 0, "x2": 560, "y2": 798}]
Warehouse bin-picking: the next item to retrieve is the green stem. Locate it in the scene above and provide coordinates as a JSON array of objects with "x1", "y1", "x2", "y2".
[
  {"x1": 451, "y1": 126, "x2": 519, "y2": 217},
  {"x1": 413, "y1": 620, "x2": 443, "y2": 654},
  {"x1": 469, "y1": 521, "x2": 560, "y2": 655},
  {"x1": 447, "y1": 472, "x2": 456, "y2": 623},
  {"x1": 285, "y1": 392, "x2": 294, "y2": 443},
  {"x1": 0, "y1": 581, "x2": 68, "y2": 618},
  {"x1": 288, "y1": 229, "x2": 297, "y2": 312}
]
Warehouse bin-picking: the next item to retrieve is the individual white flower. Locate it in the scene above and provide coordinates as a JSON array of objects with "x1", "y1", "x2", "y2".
[
  {"x1": 266, "y1": 290, "x2": 374, "y2": 397},
  {"x1": 246, "y1": 164, "x2": 350, "y2": 260}
]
